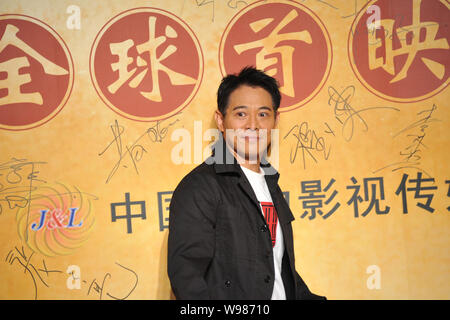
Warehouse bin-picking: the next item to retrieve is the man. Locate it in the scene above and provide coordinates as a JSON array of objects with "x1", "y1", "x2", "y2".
[{"x1": 167, "y1": 67, "x2": 325, "y2": 300}]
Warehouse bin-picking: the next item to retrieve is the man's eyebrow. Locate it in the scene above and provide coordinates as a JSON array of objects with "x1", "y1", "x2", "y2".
[
  {"x1": 231, "y1": 105, "x2": 248, "y2": 111},
  {"x1": 231, "y1": 106, "x2": 274, "y2": 111}
]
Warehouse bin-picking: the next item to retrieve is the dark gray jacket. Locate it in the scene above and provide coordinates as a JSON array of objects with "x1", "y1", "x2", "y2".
[{"x1": 167, "y1": 143, "x2": 326, "y2": 300}]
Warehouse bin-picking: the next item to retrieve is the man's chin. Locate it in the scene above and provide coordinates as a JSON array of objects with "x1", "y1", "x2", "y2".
[
  {"x1": 223, "y1": 138, "x2": 268, "y2": 163},
  {"x1": 234, "y1": 149, "x2": 263, "y2": 164}
]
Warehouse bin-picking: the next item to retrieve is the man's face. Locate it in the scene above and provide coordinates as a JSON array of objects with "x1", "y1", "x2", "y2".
[{"x1": 215, "y1": 84, "x2": 279, "y2": 163}]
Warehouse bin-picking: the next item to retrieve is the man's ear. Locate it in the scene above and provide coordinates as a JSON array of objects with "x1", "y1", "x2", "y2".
[{"x1": 215, "y1": 110, "x2": 225, "y2": 133}]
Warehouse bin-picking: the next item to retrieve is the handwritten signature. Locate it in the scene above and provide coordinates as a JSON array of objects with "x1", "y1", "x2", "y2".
[
  {"x1": 4, "y1": 245, "x2": 138, "y2": 300},
  {"x1": 99, "y1": 118, "x2": 180, "y2": 184},
  {"x1": 0, "y1": 158, "x2": 47, "y2": 210},
  {"x1": 180, "y1": 0, "x2": 247, "y2": 22},
  {"x1": 5, "y1": 245, "x2": 63, "y2": 299},
  {"x1": 0, "y1": 158, "x2": 47, "y2": 242},
  {"x1": 0, "y1": 158, "x2": 98, "y2": 246},
  {"x1": 327, "y1": 85, "x2": 400, "y2": 141},
  {"x1": 374, "y1": 104, "x2": 440, "y2": 177},
  {"x1": 283, "y1": 122, "x2": 332, "y2": 169},
  {"x1": 67, "y1": 262, "x2": 138, "y2": 300}
]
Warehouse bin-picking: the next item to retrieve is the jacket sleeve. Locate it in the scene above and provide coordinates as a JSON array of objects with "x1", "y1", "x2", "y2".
[
  {"x1": 167, "y1": 173, "x2": 217, "y2": 300},
  {"x1": 294, "y1": 270, "x2": 327, "y2": 300}
]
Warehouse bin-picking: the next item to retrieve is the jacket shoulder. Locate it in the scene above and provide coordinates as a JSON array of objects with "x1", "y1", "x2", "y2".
[
  {"x1": 173, "y1": 161, "x2": 220, "y2": 197},
  {"x1": 170, "y1": 162, "x2": 221, "y2": 224}
]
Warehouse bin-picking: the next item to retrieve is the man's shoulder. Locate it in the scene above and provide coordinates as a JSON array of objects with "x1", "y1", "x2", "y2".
[
  {"x1": 185, "y1": 160, "x2": 217, "y2": 179},
  {"x1": 174, "y1": 160, "x2": 218, "y2": 191}
]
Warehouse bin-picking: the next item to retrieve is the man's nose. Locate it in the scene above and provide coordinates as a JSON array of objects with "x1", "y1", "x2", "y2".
[{"x1": 247, "y1": 113, "x2": 258, "y2": 130}]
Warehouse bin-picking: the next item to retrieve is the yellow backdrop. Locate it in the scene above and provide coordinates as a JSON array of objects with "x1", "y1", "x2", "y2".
[{"x1": 0, "y1": 0, "x2": 449, "y2": 300}]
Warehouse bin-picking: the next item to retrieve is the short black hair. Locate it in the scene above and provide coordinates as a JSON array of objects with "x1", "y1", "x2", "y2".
[{"x1": 217, "y1": 66, "x2": 281, "y2": 115}]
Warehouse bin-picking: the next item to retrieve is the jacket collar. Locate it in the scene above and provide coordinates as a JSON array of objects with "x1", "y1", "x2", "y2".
[{"x1": 209, "y1": 135, "x2": 280, "y2": 188}]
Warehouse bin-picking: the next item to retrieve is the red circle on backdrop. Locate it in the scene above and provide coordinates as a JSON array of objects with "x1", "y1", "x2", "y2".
[
  {"x1": 0, "y1": 15, "x2": 74, "y2": 131},
  {"x1": 349, "y1": 0, "x2": 450, "y2": 103},
  {"x1": 90, "y1": 8, "x2": 204, "y2": 122},
  {"x1": 219, "y1": 0, "x2": 332, "y2": 112}
]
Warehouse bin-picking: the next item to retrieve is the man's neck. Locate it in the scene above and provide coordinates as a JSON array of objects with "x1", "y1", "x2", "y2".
[{"x1": 239, "y1": 161, "x2": 261, "y2": 173}]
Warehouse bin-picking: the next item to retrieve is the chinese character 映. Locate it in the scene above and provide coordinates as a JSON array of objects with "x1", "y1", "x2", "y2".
[{"x1": 368, "y1": 0, "x2": 449, "y2": 83}]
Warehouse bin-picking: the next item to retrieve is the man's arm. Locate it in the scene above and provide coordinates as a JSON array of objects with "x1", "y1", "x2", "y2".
[{"x1": 167, "y1": 174, "x2": 217, "y2": 300}]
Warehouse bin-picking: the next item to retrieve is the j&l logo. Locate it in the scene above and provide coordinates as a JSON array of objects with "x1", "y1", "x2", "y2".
[
  {"x1": 219, "y1": 0, "x2": 332, "y2": 112},
  {"x1": 31, "y1": 208, "x2": 83, "y2": 231},
  {"x1": 0, "y1": 14, "x2": 74, "y2": 130},
  {"x1": 16, "y1": 184, "x2": 96, "y2": 257},
  {"x1": 90, "y1": 7, "x2": 204, "y2": 122}
]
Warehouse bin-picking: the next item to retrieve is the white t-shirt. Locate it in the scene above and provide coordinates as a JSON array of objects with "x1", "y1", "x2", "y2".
[{"x1": 241, "y1": 165, "x2": 286, "y2": 300}]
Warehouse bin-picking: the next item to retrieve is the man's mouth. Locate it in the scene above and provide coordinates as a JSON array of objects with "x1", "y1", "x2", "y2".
[
  {"x1": 237, "y1": 130, "x2": 261, "y2": 142},
  {"x1": 242, "y1": 135, "x2": 259, "y2": 141}
]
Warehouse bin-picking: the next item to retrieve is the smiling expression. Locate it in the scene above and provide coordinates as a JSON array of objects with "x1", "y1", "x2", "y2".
[{"x1": 215, "y1": 84, "x2": 279, "y2": 166}]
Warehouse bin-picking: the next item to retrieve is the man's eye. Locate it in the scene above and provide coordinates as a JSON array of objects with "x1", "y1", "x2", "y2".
[
  {"x1": 236, "y1": 112, "x2": 246, "y2": 117},
  {"x1": 259, "y1": 112, "x2": 269, "y2": 117}
]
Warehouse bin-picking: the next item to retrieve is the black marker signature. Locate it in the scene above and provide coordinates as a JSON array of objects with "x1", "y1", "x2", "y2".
[
  {"x1": 4, "y1": 245, "x2": 63, "y2": 300},
  {"x1": 180, "y1": 0, "x2": 248, "y2": 22},
  {"x1": 227, "y1": 0, "x2": 248, "y2": 9},
  {"x1": 374, "y1": 104, "x2": 440, "y2": 177},
  {"x1": 0, "y1": 159, "x2": 97, "y2": 231},
  {"x1": 327, "y1": 85, "x2": 400, "y2": 141},
  {"x1": 0, "y1": 159, "x2": 47, "y2": 241},
  {"x1": 99, "y1": 118, "x2": 180, "y2": 184},
  {"x1": 85, "y1": 262, "x2": 138, "y2": 300},
  {"x1": 283, "y1": 122, "x2": 332, "y2": 169}
]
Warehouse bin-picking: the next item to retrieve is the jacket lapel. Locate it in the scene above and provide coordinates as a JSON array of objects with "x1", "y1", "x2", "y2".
[
  {"x1": 237, "y1": 173, "x2": 260, "y2": 208},
  {"x1": 211, "y1": 135, "x2": 294, "y2": 226},
  {"x1": 264, "y1": 168, "x2": 295, "y2": 226}
]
